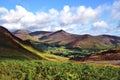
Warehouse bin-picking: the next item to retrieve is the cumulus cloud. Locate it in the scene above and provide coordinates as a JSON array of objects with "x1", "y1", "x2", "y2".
[
  {"x1": 85, "y1": 0, "x2": 120, "y2": 36},
  {"x1": 0, "y1": 5, "x2": 53, "y2": 30},
  {"x1": 0, "y1": 7, "x2": 8, "y2": 14},
  {"x1": 110, "y1": 0, "x2": 120, "y2": 21},
  {"x1": 0, "y1": 0, "x2": 120, "y2": 36},
  {"x1": 59, "y1": 5, "x2": 102, "y2": 25},
  {"x1": 93, "y1": 21, "x2": 109, "y2": 28},
  {"x1": 0, "y1": 5, "x2": 102, "y2": 32}
]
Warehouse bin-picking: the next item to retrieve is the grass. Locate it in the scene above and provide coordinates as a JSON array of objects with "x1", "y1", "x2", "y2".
[
  {"x1": 18, "y1": 40, "x2": 69, "y2": 62},
  {"x1": 0, "y1": 60, "x2": 120, "y2": 80}
]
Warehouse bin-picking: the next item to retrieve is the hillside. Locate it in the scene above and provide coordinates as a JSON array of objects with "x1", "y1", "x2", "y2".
[
  {"x1": 39, "y1": 30, "x2": 76, "y2": 44},
  {"x1": 0, "y1": 26, "x2": 42, "y2": 60},
  {"x1": 0, "y1": 26, "x2": 68, "y2": 61},
  {"x1": 95, "y1": 35, "x2": 120, "y2": 47},
  {"x1": 77, "y1": 46, "x2": 120, "y2": 61},
  {"x1": 67, "y1": 34, "x2": 108, "y2": 48}
]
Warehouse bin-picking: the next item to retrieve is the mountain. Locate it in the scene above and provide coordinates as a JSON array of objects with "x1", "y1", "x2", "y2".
[
  {"x1": 13, "y1": 29, "x2": 120, "y2": 48},
  {"x1": 30, "y1": 31, "x2": 52, "y2": 41},
  {"x1": 39, "y1": 30, "x2": 76, "y2": 44},
  {"x1": 67, "y1": 34, "x2": 108, "y2": 48},
  {"x1": 13, "y1": 30, "x2": 52, "y2": 41},
  {"x1": 39, "y1": 30, "x2": 120, "y2": 48},
  {"x1": 13, "y1": 30, "x2": 31, "y2": 40},
  {"x1": 95, "y1": 35, "x2": 120, "y2": 47}
]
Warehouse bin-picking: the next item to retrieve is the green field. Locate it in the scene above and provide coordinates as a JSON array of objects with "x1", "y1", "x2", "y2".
[
  {"x1": 0, "y1": 60, "x2": 120, "y2": 80},
  {"x1": 32, "y1": 42, "x2": 113, "y2": 59}
]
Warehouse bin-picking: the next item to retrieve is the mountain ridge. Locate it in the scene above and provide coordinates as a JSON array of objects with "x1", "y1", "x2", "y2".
[{"x1": 13, "y1": 29, "x2": 120, "y2": 48}]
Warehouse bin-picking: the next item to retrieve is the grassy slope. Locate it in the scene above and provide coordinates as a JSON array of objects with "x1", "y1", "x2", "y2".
[
  {"x1": 0, "y1": 26, "x2": 68, "y2": 61},
  {"x1": 20, "y1": 43, "x2": 68, "y2": 62},
  {"x1": 1, "y1": 34, "x2": 69, "y2": 61}
]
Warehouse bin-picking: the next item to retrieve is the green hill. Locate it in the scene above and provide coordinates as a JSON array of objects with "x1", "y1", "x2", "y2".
[
  {"x1": 0, "y1": 26, "x2": 42, "y2": 60},
  {"x1": 0, "y1": 26, "x2": 68, "y2": 61}
]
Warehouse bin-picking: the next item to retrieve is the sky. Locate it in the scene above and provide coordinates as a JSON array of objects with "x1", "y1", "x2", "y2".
[{"x1": 0, "y1": 0, "x2": 120, "y2": 36}]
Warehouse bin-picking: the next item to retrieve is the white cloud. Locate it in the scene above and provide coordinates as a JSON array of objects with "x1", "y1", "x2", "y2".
[
  {"x1": 110, "y1": 0, "x2": 120, "y2": 21},
  {"x1": 59, "y1": 5, "x2": 102, "y2": 25},
  {"x1": 60, "y1": 5, "x2": 73, "y2": 24},
  {"x1": 3, "y1": 23, "x2": 22, "y2": 30},
  {"x1": 0, "y1": 1, "x2": 119, "y2": 36},
  {"x1": 85, "y1": 0, "x2": 120, "y2": 36},
  {"x1": 0, "y1": 7, "x2": 8, "y2": 14},
  {"x1": 49, "y1": 8, "x2": 59, "y2": 18},
  {"x1": 93, "y1": 21, "x2": 109, "y2": 28},
  {"x1": 52, "y1": 23, "x2": 77, "y2": 31},
  {"x1": 0, "y1": 5, "x2": 102, "y2": 32},
  {"x1": 0, "y1": 5, "x2": 53, "y2": 31},
  {"x1": 75, "y1": 6, "x2": 102, "y2": 24}
]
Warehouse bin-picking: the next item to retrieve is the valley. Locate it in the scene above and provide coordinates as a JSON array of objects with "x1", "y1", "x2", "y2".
[
  {"x1": 13, "y1": 28, "x2": 120, "y2": 63},
  {"x1": 0, "y1": 0, "x2": 120, "y2": 79},
  {"x1": 0, "y1": 26, "x2": 120, "y2": 79}
]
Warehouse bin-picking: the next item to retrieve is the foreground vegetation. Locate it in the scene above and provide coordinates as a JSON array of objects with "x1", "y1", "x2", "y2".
[{"x1": 0, "y1": 60, "x2": 120, "y2": 80}]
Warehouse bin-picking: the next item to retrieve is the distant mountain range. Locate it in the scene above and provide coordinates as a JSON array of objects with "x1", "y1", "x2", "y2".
[
  {"x1": 13, "y1": 29, "x2": 120, "y2": 49},
  {"x1": 1, "y1": 26, "x2": 120, "y2": 61}
]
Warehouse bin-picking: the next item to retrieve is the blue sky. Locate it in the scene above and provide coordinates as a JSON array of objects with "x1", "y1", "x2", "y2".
[
  {"x1": 0, "y1": 0, "x2": 114, "y2": 11},
  {"x1": 0, "y1": 0, "x2": 120, "y2": 36}
]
